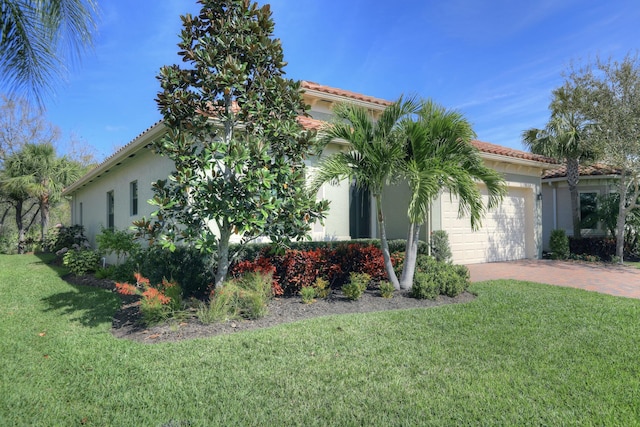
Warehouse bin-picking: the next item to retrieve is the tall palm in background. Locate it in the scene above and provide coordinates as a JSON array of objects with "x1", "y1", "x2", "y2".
[
  {"x1": 311, "y1": 98, "x2": 419, "y2": 290},
  {"x1": 19, "y1": 143, "x2": 82, "y2": 241},
  {"x1": 398, "y1": 101, "x2": 505, "y2": 289},
  {"x1": 0, "y1": 142, "x2": 81, "y2": 252},
  {"x1": 0, "y1": 0, "x2": 98, "y2": 104},
  {"x1": 522, "y1": 87, "x2": 596, "y2": 239}
]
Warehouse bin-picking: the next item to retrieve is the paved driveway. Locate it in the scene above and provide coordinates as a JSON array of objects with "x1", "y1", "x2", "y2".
[{"x1": 467, "y1": 259, "x2": 640, "y2": 299}]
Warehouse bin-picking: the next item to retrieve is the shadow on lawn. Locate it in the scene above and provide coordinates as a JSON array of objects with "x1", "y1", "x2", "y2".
[
  {"x1": 41, "y1": 284, "x2": 121, "y2": 328},
  {"x1": 34, "y1": 252, "x2": 121, "y2": 328}
]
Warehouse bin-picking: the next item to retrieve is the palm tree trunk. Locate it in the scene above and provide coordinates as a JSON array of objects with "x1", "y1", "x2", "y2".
[
  {"x1": 39, "y1": 196, "x2": 50, "y2": 243},
  {"x1": 375, "y1": 194, "x2": 400, "y2": 290},
  {"x1": 15, "y1": 200, "x2": 25, "y2": 254},
  {"x1": 399, "y1": 221, "x2": 421, "y2": 290},
  {"x1": 566, "y1": 157, "x2": 581, "y2": 239}
]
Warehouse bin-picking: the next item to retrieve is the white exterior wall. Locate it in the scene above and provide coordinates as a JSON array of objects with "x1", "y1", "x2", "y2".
[{"x1": 70, "y1": 148, "x2": 175, "y2": 260}]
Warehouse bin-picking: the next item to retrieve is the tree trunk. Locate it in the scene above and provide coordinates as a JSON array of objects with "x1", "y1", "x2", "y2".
[
  {"x1": 15, "y1": 200, "x2": 25, "y2": 254},
  {"x1": 213, "y1": 225, "x2": 232, "y2": 289},
  {"x1": 399, "y1": 221, "x2": 421, "y2": 290},
  {"x1": 615, "y1": 188, "x2": 626, "y2": 263},
  {"x1": 39, "y1": 196, "x2": 50, "y2": 243},
  {"x1": 375, "y1": 194, "x2": 400, "y2": 290},
  {"x1": 566, "y1": 157, "x2": 582, "y2": 239}
]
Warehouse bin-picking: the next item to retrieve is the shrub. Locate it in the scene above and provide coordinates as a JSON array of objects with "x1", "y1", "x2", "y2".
[
  {"x1": 133, "y1": 246, "x2": 214, "y2": 299},
  {"x1": 43, "y1": 224, "x2": 90, "y2": 253},
  {"x1": 409, "y1": 255, "x2": 470, "y2": 299},
  {"x1": 313, "y1": 277, "x2": 330, "y2": 299},
  {"x1": 410, "y1": 272, "x2": 439, "y2": 300},
  {"x1": 379, "y1": 281, "x2": 394, "y2": 298},
  {"x1": 568, "y1": 237, "x2": 619, "y2": 260},
  {"x1": 429, "y1": 230, "x2": 452, "y2": 263},
  {"x1": 63, "y1": 249, "x2": 100, "y2": 276},
  {"x1": 299, "y1": 286, "x2": 316, "y2": 304},
  {"x1": 550, "y1": 229, "x2": 570, "y2": 260},
  {"x1": 115, "y1": 273, "x2": 183, "y2": 325},
  {"x1": 96, "y1": 227, "x2": 140, "y2": 265},
  {"x1": 342, "y1": 272, "x2": 370, "y2": 300}
]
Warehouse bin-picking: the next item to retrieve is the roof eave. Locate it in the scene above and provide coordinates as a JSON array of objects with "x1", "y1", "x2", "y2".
[
  {"x1": 62, "y1": 121, "x2": 166, "y2": 196},
  {"x1": 480, "y1": 152, "x2": 559, "y2": 169}
]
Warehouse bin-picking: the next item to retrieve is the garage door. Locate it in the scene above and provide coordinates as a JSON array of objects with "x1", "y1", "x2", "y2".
[{"x1": 441, "y1": 187, "x2": 530, "y2": 264}]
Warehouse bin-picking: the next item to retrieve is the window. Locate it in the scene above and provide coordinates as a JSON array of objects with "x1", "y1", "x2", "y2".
[
  {"x1": 79, "y1": 202, "x2": 83, "y2": 226},
  {"x1": 579, "y1": 192, "x2": 598, "y2": 230},
  {"x1": 107, "y1": 191, "x2": 114, "y2": 229},
  {"x1": 130, "y1": 181, "x2": 138, "y2": 216}
]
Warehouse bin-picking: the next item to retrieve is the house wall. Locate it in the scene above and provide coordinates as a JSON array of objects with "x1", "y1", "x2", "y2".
[
  {"x1": 541, "y1": 177, "x2": 617, "y2": 250},
  {"x1": 70, "y1": 148, "x2": 175, "y2": 253}
]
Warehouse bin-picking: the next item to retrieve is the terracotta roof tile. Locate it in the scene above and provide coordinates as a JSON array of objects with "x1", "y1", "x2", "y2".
[
  {"x1": 543, "y1": 163, "x2": 620, "y2": 179},
  {"x1": 471, "y1": 140, "x2": 558, "y2": 165},
  {"x1": 297, "y1": 115, "x2": 324, "y2": 130},
  {"x1": 301, "y1": 81, "x2": 392, "y2": 107}
]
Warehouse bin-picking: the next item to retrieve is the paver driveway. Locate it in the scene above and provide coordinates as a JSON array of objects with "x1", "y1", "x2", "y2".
[{"x1": 467, "y1": 259, "x2": 640, "y2": 299}]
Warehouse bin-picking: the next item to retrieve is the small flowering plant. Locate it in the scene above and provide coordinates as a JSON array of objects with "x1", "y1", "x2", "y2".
[{"x1": 115, "y1": 272, "x2": 182, "y2": 324}]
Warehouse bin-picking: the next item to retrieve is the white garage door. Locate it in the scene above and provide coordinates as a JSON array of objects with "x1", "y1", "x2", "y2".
[{"x1": 442, "y1": 187, "x2": 530, "y2": 264}]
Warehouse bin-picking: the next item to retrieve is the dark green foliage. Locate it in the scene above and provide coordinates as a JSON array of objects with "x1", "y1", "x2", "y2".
[
  {"x1": 95, "y1": 228, "x2": 140, "y2": 266},
  {"x1": 378, "y1": 280, "x2": 394, "y2": 298},
  {"x1": 409, "y1": 272, "x2": 440, "y2": 300},
  {"x1": 62, "y1": 249, "x2": 100, "y2": 276},
  {"x1": 408, "y1": 255, "x2": 470, "y2": 299},
  {"x1": 133, "y1": 246, "x2": 214, "y2": 299},
  {"x1": 152, "y1": 0, "x2": 327, "y2": 288},
  {"x1": 549, "y1": 229, "x2": 570, "y2": 260},
  {"x1": 42, "y1": 224, "x2": 89, "y2": 253},
  {"x1": 429, "y1": 230, "x2": 452, "y2": 262}
]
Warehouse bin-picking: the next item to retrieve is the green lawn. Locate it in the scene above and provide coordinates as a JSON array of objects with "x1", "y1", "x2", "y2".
[
  {"x1": 626, "y1": 261, "x2": 640, "y2": 269},
  {"x1": 2, "y1": 254, "x2": 639, "y2": 426}
]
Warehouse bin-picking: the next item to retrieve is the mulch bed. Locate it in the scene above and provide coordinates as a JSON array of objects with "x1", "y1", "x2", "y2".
[{"x1": 63, "y1": 273, "x2": 475, "y2": 344}]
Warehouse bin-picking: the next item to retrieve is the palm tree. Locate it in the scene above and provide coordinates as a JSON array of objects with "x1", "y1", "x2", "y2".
[
  {"x1": 310, "y1": 98, "x2": 419, "y2": 290},
  {"x1": 0, "y1": 0, "x2": 98, "y2": 104},
  {"x1": 0, "y1": 148, "x2": 37, "y2": 253},
  {"x1": 398, "y1": 100, "x2": 505, "y2": 289},
  {"x1": 522, "y1": 87, "x2": 596, "y2": 239},
  {"x1": 0, "y1": 143, "x2": 81, "y2": 251},
  {"x1": 17, "y1": 143, "x2": 82, "y2": 241}
]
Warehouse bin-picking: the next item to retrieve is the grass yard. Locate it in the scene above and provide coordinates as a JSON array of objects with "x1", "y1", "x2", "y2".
[
  {"x1": 627, "y1": 261, "x2": 640, "y2": 269},
  {"x1": 1, "y1": 254, "x2": 639, "y2": 426}
]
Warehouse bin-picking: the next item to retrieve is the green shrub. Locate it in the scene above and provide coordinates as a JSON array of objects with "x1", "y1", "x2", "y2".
[
  {"x1": 550, "y1": 229, "x2": 570, "y2": 260},
  {"x1": 429, "y1": 230, "x2": 452, "y2": 263},
  {"x1": 313, "y1": 277, "x2": 330, "y2": 299},
  {"x1": 379, "y1": 281, "x2": 395, "y2": 298},
  {"x1": 62, "y1": 250, "x2": 100, "y2": 276},
  {"x1": 299, "y1": 286, "x2": 316, "y2": 304},
  {"x1": 43, "y1": 224, "x2": 89, "y2": 253},
  {"x1": 342, "y1": 272, "x2": 370, "y2": 300},
  {"x1": 410, "y1": 272, "x2": 439, "y2": 300},
  {"x1": 133, "y1": 246, "x2": 213, "y2": 299},
  {"x1": 96, "y1": 228, "x2": 140, "y2": 265},
  {"x1": 409, "y1": 255, "x2": 470, "y2": 299}
]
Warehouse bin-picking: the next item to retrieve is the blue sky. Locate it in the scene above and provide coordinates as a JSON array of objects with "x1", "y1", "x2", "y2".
[{"x1": 43, "y1": 0, "x2": 640, "y2": 161}]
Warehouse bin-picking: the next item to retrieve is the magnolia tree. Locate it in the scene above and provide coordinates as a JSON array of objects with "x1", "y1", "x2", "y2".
[
  {"x1": 149, "y1": 0, "x2": 327, "y2": 288},
  {"x1": 564, "y1": 55, "x2": 640, "y2": 262}
]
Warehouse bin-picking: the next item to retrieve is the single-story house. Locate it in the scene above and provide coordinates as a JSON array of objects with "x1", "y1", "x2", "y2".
[
  {"x1": 541, "y1": 164, "x2": 620, "y2": 250},
  {"x1": 62, "y1": 81, "x2": 557, "y2": 265}
]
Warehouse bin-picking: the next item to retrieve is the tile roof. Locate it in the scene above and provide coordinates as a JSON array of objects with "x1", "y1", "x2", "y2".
[
  {"x1": 301, "y1": 81, "x2": 392, "y2": 107},
  {"x1": 297, "y1": 115, "x2": 324, "y2": 130},
  {"x1": 542, "y1": 163, "x2": 621, "y2": 179},
  {"x1": 471, "y1": 140, "x2": 558, "y2": 165}
]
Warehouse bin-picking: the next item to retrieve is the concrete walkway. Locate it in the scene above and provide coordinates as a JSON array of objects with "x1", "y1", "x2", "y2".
[{"x1": 467, "y1": 259, "x2": 640, "y2": 299}]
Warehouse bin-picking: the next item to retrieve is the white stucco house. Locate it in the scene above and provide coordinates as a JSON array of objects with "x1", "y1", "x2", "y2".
[
  {"x1": 541, "y1": 164, "x2": 620, "y2": 250},
  {"x1": 62, "y1": 81, "x2": 557, "y2": 264}
]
